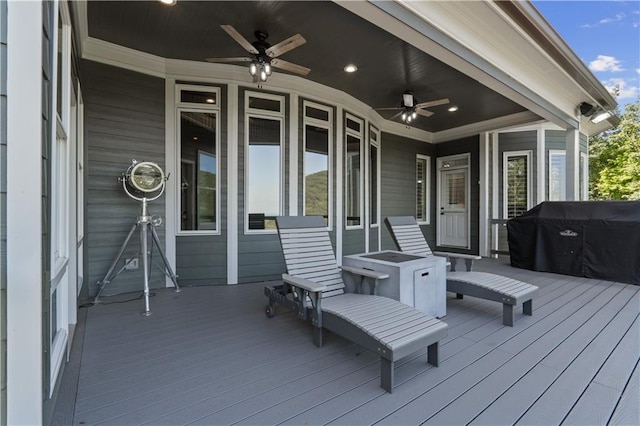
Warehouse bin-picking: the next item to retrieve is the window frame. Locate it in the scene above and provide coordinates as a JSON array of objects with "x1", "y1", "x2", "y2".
[
  {"x1": 302, "y1": 100, "x2": 333, "y2": 230},
  {"x1": 369, "y1": 126, "x2": 380, "y2": 228},
  {"x1": 50, "y1": 0, "x2": 73, "y2": 395},
  {"x1": 503, "y1": 150, "x2": 532, "y2": 219},
  {"x1": 175, "y1": 84, "x2": 221, "y2": 235},
  {"x1": 244, "y1": 91, "x2": 285, "y2": 234},
  {"x1": 416, "y1": 154, "x2": 431, "y2": 225},
  {"x1": 344, "y1": 113, "x2": 364, "y2": 230}
]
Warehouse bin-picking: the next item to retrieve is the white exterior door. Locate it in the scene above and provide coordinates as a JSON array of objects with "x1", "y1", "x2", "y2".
[{"x1": 438, "y1": 155, "x2": 470, "y2": 248}]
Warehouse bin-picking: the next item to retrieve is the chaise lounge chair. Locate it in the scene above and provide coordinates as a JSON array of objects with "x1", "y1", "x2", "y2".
[
  {"x1": 384, "y1": 216, "x2": 538, "y2": 327},
  {"x1": 264, "y1": 216, "x2": 448, "y2": 393}
]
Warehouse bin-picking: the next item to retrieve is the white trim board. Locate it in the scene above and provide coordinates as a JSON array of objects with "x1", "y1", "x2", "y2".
[{"x1": 6, "y1": 1, "x2": 45, "y2": 423}]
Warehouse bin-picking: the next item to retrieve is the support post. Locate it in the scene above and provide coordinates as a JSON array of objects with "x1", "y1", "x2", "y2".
[{"x1": 565, "y1": 128, "x2": 580, "y2": 200}]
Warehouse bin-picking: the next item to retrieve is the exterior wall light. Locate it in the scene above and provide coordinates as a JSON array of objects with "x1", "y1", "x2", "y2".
[{"x1": 591, "y1": 110, "x2": 613, "y2": 124}]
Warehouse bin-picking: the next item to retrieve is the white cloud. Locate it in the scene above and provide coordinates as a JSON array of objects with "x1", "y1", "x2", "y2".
[
  {"x1": 599, "y1": 12, "x2": 626, "y2": 25},
  {"x1": 589, "y1": 55, "x2": 624, "y2": 72},
  {"x1": 602, "y1": 78, "x2": 639, "y2": 100},
  {"x1": 637, "y1": 68, "x2": 640, "y2": 75}
]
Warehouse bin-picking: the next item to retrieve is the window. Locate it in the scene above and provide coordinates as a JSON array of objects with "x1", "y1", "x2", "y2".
[
  {"x1": 370, "y1": 127, "x2": 380, "y2": 226},
  {"x1": 50, "y1": 1, "x2": 72, "y2": 393},
  {"x1": 504, "y1": 151, "x2": 531, "y2": 219},
  {"x1": 303, "y1": 101, "x2": 332, "y2": 227},
  {"x1": 245, "y1": 92, "x2": 285, "y2": 232},
  {"x1": 345, "y1": 114, "x2": 363, "y2": 228},
  {"x1": 177, "y1": 86, "x2": 220, "y2": 233},
  {"x1": 416, "y1": 154, "x2": 430, "y2": 223},
  {"x1": 549, "y1": 150, "x2": 566, "y2": 201},
  {"x1": 581, "y1": 152, "x2": 588, "y2": 200}
]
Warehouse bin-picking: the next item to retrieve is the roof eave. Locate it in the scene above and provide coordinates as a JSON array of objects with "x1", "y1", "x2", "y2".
[{"x1": 495, "y1": 1, "x2": 618, "y2": 113}]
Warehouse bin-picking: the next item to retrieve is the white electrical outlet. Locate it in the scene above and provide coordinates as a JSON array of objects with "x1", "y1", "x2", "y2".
[{"x1": 125, "y1": 258, "x2": 139, "y2": 270}]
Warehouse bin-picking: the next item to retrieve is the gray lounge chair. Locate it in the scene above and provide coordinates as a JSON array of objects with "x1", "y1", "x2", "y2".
[
  {"x1": 265, "y1": 216, "x2": 448, "y2": 393},
  {"x1": 384, "y1": 216, "x2": 538, "y2": 326}
]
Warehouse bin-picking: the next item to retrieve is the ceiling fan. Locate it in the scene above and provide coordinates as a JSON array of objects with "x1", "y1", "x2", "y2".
[
  {"x1": 206, "y1": 25, "x2": 310, "y2": 82},
  {"x1": 377, "y1": 91, "x2": 450, "y2": 124}
]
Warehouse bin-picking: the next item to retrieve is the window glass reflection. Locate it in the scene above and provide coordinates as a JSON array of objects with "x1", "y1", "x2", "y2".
[
  {"x1": 346, "y1": 134, "x2": 361, "y2": 226},
  {"x1": 247, "y1": 116, "x2": 281, "y2": 230},
  {"x1": 180, "y1": 111, "x2": 217, "y2": 231},
  {"x1": 305, "y1": 125, "x2": 329, "y2": 225}
]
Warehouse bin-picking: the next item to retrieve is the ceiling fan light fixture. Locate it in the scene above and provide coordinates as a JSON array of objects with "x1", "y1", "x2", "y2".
[
  {"x1": 264, "y1": 62, "x2": 272, "y2": 76},
  {"x1": 260, "y1": 69, "x2": 268, "y2": 82},
  {"x1": 344, "y1": 64, "x2": 358, "y2": 73},
  {"x1": 448, "y1": 106, "x2": 459, "y2": 112},
  {"x1": 412, "y1": 110, "x2": 417, "y2": 119},
  {"x1": 249, "y1": 62, "x2": 257, "y2": 76},
  {"x1": 402, "y1": 91, "x2": 414, "y2": 107}
]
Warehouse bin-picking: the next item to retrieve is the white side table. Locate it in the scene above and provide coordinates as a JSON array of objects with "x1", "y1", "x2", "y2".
[{"x1": 343, "y1": 250, "x2": 447, "y2": 318}]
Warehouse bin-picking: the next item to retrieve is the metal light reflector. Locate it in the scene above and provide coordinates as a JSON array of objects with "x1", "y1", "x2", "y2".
[{"x1": 129, "y1": 161, "x2": 165, "y2": 193}]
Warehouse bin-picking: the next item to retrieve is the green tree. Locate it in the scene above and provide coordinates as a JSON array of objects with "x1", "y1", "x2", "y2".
[{"x1": 589, "y1": 100, "x2": 640, "y2": 200}]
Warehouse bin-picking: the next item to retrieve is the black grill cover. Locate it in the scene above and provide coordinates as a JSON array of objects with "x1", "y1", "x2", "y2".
[{"x1": 507, "y1": 201, "x2": 640, "y2": 285}]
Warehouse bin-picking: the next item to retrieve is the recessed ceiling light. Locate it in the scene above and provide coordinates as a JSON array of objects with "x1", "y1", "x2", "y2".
[
  {"x1": 158, "y1": 0, "x2": 177, "y2": 5},
  {"x1": 448, "y1": 106, "x2": 459, "y2": 112},
  {"x1": 344, "y1": 64, "x2": 358, "y2": 73}
]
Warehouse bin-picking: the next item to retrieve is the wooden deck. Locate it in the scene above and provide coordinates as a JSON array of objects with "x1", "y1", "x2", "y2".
[{"x1": 56, "y1": 258, "x2": 639, "y2": 425}]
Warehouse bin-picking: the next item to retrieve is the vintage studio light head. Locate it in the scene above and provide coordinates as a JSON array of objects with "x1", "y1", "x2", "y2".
[{"x1": 121, "y1": 160, "x2": 166, "y2": 201}]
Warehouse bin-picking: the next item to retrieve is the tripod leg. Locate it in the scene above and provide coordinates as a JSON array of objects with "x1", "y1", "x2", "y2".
[
  {"x1": 141, "y1": 221, "x2": 152, "y2": 316},
  {"x1": 94, "y1": 222, "x2": 138, "y2": 304},
  {"x1": 151, "y1": 226, "x2": 181, "y2": 292}
]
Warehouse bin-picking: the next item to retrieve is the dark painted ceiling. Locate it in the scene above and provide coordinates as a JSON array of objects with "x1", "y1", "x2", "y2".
[{"x1": 86, "y1": 0, "x2": 529, "y2": 133}]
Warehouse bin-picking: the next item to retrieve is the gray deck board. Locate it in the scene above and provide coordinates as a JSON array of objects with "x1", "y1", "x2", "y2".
[
  {"x1": 62, "y1": 258, "x2": 640, "y2": 426},
  {"x1": 331, "y1": 276, "x2": 615, "y2": 425},
  {"x1": 424, "y1": 283, "x2": 636, "y2": 425},
  {"x1": 517, "y1": 289, "x2": 639, "y2": 425},
  {"x1": 608, "y1": 363, "x2": 640, "y2": 425}
]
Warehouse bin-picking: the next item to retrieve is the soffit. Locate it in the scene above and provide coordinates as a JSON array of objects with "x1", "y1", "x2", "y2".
[{"x1": 85, "y1": 0, "x2": 531, "y2": 134}]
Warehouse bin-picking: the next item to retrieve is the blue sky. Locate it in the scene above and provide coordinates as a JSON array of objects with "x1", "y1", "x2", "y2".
[{"x1": 533, "y1": 1, "x2": 640, "y2": 111}]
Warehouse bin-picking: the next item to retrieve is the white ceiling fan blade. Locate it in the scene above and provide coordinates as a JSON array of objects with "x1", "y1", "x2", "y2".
[
  {"x1": 270, "y1": 58, "x2": 310, "y2": 76},
  {"x1": 375, "y1": 107, "x2": 402, "y2": 111},
  {"x1": 221, "y1": 25, "x2": 259, "y2": 54},
  {"x1": 415, "y1": 98, "x2": 450, "y2": 109},
  {"x1": 390, "y1": 111, "x2": 403, "y2": 120},
  {"x1": 266, "y1": 34, "x2": 306, "y2": 58},
  {"x1": 416, "y1": 108, "x2": 434, "y2": 118},
  {"x1": 205, "y1": 57, "x2": 252, "y2": 63}
]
